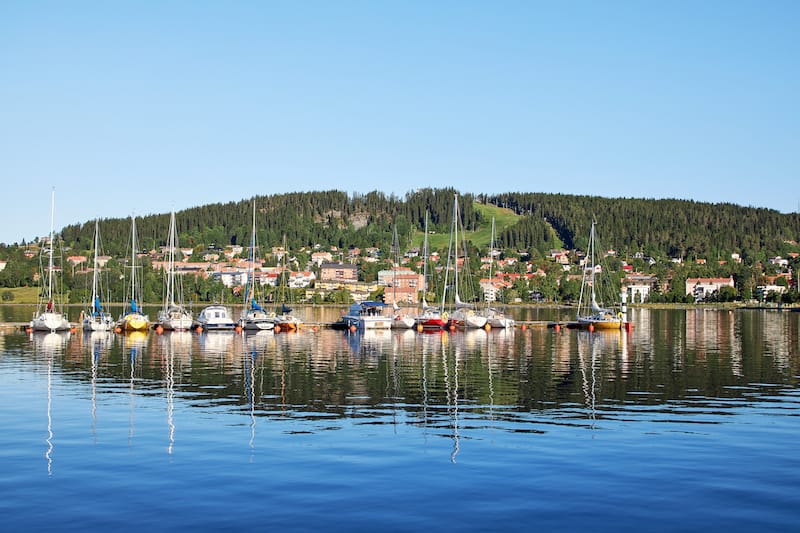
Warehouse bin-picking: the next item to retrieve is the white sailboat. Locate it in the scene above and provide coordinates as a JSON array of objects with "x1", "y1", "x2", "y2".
[
  {"x1": 239, "y1": 200, "x2": 275, "y2": 332},
  {"x1": 119, "y1": 215, "x2": 150, "y2": 332},
  {"x1": 156, "y1": 211, "x2": 193, "y2": 331},
  {"x1": 484, "y1": 217, "x2": 515, "y2": 329},
  {"x1": 443, "y1": 194, "x2": 487, "y2": 330},
  {"x1": 30, "y1": 190, "x2": 71, "y2": 333},
  {"x1": 576, "y1": 221, "x2": 625, "y2": 330},
  {"x1": 82, "y1": 220, "x2": 115, "y2": 332}
]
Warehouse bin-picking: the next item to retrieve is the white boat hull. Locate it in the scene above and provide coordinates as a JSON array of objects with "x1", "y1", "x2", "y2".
[
  {"x1": 392, "y1": 316, "x2": 416, "y2": 329},
  {"x1": 344, "y1": 315, "x2": 392, "y2": 330},
  {"x1": 82, "y1": 314, "x2": 115, "y2": 332},
  {"x1": 449, "y1": 308, "x2": 488, "y2": 329},
  {"x1": 196, "y1": 305, "x2": 236, "y2": 330},
  {"x1": 157, "y1": 308, "x2": 194, "y2": 331},
  {"x1": 30, "y1": 312, "x2": 71, "y2": 332},
  {"x1": 240, "y1": 309, "x2": 276, "y2": 331}
]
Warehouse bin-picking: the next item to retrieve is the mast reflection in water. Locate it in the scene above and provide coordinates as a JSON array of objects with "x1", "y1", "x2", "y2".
[{"x1": 1, "y1": 308, "x2": 799, "y2": 532}]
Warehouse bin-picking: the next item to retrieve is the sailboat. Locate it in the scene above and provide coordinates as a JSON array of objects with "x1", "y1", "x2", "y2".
[
  {"x1": 273, "y1": 235, "x2": 302, "y2": 332},
  {"x1": 414, "y1": 211, "x2": 448, "y2": 330},
  {"x1": 119, "y1": 215, "x2": 150, "y2": 332},
  {"x1": 443, "y1": 193, "x2": 487, "y2": 330},
  {"x1": 239, "y1": 200, "x2": 275, "y2": 332},
  {"x1": 82, "y1": 220, "x2": 115, "y2": 331},
  {"x1": 484, "y1": 217, "x2": 515, "y2": 329},
  {"x1": 576, "y1": 221, "x2": 625, "y2": 330},
  {"x1": 30, "y1": 190, "x2": 72, "y2": 333},
  {"x1": 390, "y1": 225, "x2": 415, "y2": 329},
  {"x1": 156, "y1": 211, "x2": 193, "y2": 331}
]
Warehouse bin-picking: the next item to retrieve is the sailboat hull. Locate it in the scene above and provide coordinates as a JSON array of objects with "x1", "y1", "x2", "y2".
[
  {"x1": 392, "y1": 315, "x2": 416, "y2": 329},
  {"x1": 577, "y1": 316, "x2": 624, "y2": 330},
  {"x1": 274, "y1": 315, "x2": 301, "y2": 331},
  {"x1": 240, "y1": 309, "x2": 276, "y2": 331},
  {"x1": 121, "y1": 313, "x2": 150, "y2": 332},
  {"x1": 448, "y1": 311, "x2": 487, "y2": 329},
  {"x1": 30, "y1": 312, "x2": 71, "y2": 332},
  {"x1": 157, "y1": 308, "x2": 193, "y2": 330},
  {"x1": 83, "y1": 314, "x2": 115, "y2": 332}
]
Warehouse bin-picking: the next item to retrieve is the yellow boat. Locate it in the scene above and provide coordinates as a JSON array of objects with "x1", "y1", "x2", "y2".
[
  {"x1": 118, "y1": 215, "x2": 150, "y2": 333},
  {"x1": 122, "y1": 312, "x2": 149, "y2": 332}
]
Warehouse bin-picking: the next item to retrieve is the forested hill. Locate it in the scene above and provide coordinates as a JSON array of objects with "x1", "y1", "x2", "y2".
[
  {"x1": 50, "y1": 189, "x2": 800, "y2": 263},
  {"x1": 485, "y1": 193, "x2": 800, "y2": 262}
]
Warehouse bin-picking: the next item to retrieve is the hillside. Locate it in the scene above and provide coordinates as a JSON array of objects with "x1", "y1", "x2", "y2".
[{"x1": 6, "y1": 189, "x2": 800, "y2": 264}]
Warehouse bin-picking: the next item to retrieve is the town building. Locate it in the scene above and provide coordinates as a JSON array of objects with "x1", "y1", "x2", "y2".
[
  {"x1": 320, "y1": 263, "x2": 358, "y2": 282},
  {"x1": 685, "y1": 277, "x2": 735, "y2": 301}
]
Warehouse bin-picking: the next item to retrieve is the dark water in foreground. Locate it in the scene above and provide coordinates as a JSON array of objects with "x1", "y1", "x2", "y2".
[{"x1": 1, "y1": 308, "x2": 799, "y2": 532}]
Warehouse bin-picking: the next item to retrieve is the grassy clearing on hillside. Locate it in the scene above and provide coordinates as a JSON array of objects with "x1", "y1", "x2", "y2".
[
  {"x1": 0, "y1": 286, "x2": 43, "y2": 304},
  {"x1": 410, "y1": 202, "x2": 521, "y2": 252}
]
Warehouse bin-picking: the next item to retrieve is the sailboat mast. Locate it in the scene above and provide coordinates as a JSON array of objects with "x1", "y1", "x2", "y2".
[
  {"x1": 489, "y1": 217, "x2": 495, "y2": 280},
  {"x1": 590, "y1": 222, "x2": 595, "y2": 297},
  {"x1": 166, "y1": 211, "x2": 176, "y2": 308},
  {"x1": 47, "y1": 189, "x2": 55, "y2": 306},
  {"x1": 92, "y1": 220, "x2": 100, "y2": 312},
  {"x1": 392, "y1": 226, "x2": 398, "y2": 305},
  {"x1": 422, "y1": 212, "x2": 429, "y2": 308},
  {"x1": 280, "y1": 234, "x2": 287, "y2": 305},
  {"x1": 453, "y1": 193, "x2": 460, "y2": 305},
  {"x1": 247, "y1": 200, "x2": 256, "y2": 307},
  {"x1": 130, "y1": 215, "x2": 137, "y2": 309},
  {"x1": 589, "y1": 221, "x2": 600, "y2": 311}
]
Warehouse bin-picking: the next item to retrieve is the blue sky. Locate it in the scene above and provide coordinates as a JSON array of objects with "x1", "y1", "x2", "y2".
[{"x1": 1, "y1": 1, "x2": 798, "y2": 245}]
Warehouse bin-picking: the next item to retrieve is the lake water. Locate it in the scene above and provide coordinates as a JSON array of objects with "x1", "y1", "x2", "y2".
[{"x1": 1, "y1": 307, "x2": 799, "y2": 531}]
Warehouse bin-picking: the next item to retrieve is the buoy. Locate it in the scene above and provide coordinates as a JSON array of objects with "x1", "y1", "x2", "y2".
[
  {"x1": 155, "y1": 325, "x2": 164, "y2": 334},
  {"x1": 625, "y1": 322, "x2": 633, "y2": 332},
  {"x1": 484, "y1": 323, "x2": 491, "y2": 331},
  {"x1": 588, "y1": 324, "x2": 595, "y2": 332},
  {"x1": 554, "y1": 324, "x2": 560, "y2": 332},
  {"x1": 70, "y1": 327, "x2": 77, "y2": 333},
  {"x1": 25, "y1": 327, "x2": 33, "y2": 334},
  {"x1": 349, "y1": 325, "x2": 357, "y2": 333},
  {"x1": 449, "y1": 324, "x2": 456, "y2": 332},
  {"x1": 521, "y1": 324, "x2": 527, "y2": 331},
  {"x1": 235, "y1": 325, "x2": 242, "y2": 333},
  {"x1": 114, "y1": 326, "x2": 122, "y2": 334},
  {"x1": 196, "y1": 325, "x2": 203, "y2": 333},
  {"x1": 417, "y1": 324, "x2": 423, "y2": 332},
  {"x1": 274, "y1": 325, "x2": 281, "y2": 333}
]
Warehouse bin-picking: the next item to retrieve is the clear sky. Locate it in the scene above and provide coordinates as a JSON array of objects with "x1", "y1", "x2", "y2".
[{"x1": 1, "y1": 1, "x2": 798, "y2": 245}]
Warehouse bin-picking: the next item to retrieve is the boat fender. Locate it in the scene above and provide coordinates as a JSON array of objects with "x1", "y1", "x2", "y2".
[
  {"x1": 617, "y1": 312, "x2": 623, "y2": 319},
  {"x1": 442, "y1": 312, "x2": 448, "y2": 320}
]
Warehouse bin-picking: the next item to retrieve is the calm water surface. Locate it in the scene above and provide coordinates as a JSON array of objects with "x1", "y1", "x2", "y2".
[{"x1": 1, "y1": 307, "x2": 799, "y2": 532}]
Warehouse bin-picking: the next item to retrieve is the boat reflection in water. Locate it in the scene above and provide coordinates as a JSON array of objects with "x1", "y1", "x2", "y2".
[
  {"x1": 245, "y1": 330, "x2": 276, "y2": 356},
  {"x1": 85, "y1": 331, "x2": 113, "y2": 442},
  {"x1": 29, "y1": 331, "x2": 70, "y2": 476},
  {"x1": 344, "y1": 328, "x2": 393, "y2": 356},
  {"x1": 198, "y1": 331, "x2": 236, "y2": 357}
]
